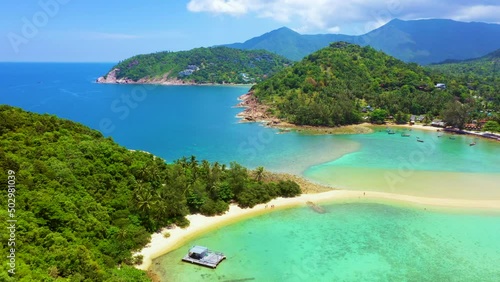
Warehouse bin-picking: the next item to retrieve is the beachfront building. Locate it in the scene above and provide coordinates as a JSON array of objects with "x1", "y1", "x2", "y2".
[
  {"x1": 188, "y1": 246, "x2": 208, "y2": 259},
  {"x1": 182, "y1": 245, "x2": 226, "y2": 268},
  {"x1": 431, "y1": 119, "x2": 446, "y2": 127}
]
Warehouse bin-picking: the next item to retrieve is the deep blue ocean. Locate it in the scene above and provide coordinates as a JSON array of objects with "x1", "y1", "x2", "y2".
[
  {"x1": 0, "y1": 63, "x2": 352, "y2": 173},
  {"x1": 2, "y1": 63, "x2": 500, "y2": 199}
]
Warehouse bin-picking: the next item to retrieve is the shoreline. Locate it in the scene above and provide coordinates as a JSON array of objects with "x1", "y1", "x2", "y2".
[
  {"x1": 235, "y1": 94, "x2": 500, "y2": 142},
  {"x1": 235, "y1": 91, "x2": 499, "y2": 141},
  {"x1": 96, "y1": 69, "x2": 255, "y2": 87},
  {"x1": 386, "y1": 123, "x2": 439, "y2": 132},
  {"x1": 235, "y1": 92, "x2": 375, "y2": 135},
  {"x1": 136, "y1": 189, "x2": 500, "y2": 271},
  {"x1": 98, "y1": 80, "x2": 255, "y2": 87},
  {"x1": 234, "y1": 91, "x2": 439, "y2": 135}
]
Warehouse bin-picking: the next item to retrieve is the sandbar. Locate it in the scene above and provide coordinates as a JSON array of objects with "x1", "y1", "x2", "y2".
[{"x1": 135, "y1": 189, "x2": 500, "y2": 271}]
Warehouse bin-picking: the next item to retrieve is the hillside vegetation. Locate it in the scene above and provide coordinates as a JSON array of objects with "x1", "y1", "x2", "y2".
[
  {"x1": 0, "y1": 105, "x2": 300, "y2": 281},
  {"x1": 251, "y1": 42, "x2": 500, "y2": 127},
  {"x1": 251, "y1": 42, "x2": 461, "y2": 126},
  {"x1": 104, "y1": 47, "x2": 291, "y2": 84},
  {"x1": 428, "y1": 49, "x2": 500, "y2": 109}
]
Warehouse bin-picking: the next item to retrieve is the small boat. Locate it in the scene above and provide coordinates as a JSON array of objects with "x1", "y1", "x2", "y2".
[
  {"x1": 417, "y1": 139, "x2": 424, "y2": 143},
  {"x1": 401, "y1": 133, "x2": 411, "y2": 137},
  {"x1": 449, "y1": 137, "x2": 456, "y2": 140},
  {"x1": 388, "y1": 130, "x2": 396, "y2": 135},
  {"x1": 469, "y1": 142, "x2": 477, "y2": 146}
]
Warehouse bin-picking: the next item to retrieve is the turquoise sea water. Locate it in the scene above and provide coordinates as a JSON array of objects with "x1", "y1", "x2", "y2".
[
  {"x1": 303, "y1": 130, "x2": 500, "y2": 199},
  {"x1": 2, "y1": 63, "x2": 500, "y2": 281},
  {"x1": 154, "y1": 203, "x2": 500, "y2": 281},
  {"x1": 2, "y1": 63, "x2": 499, "y2": 177},
  {"x1": 0, "y1": 63, "x2": 359, "y2": 174},
  {"x1": 315, "y1": 129, "x2": 500, "y2": 173}
]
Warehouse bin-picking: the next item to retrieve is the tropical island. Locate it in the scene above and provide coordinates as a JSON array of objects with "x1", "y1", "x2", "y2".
[
  {"x1": 239, "y1": 42, "x2": 500, "y2": 133},
  {"x1": 96, "y1": 41, "x2": 500, "y2": 134},
  {"x1": 97, "y1": 47, "x2": 291, "y2": 85},
  {"x1": 3, "y1": 104, "x2": 499, "y2": 281},
  {"x1": 4, "y1": 0, "x2": 500, "y2": 279},
  {"x1": 0, "y1": 105, "x2": 302, "y2": 281},
  {"x1": 3, "y1": 42, "x2": 500, "y2": 282}
]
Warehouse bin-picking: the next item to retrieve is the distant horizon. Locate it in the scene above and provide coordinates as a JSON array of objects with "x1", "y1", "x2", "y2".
[
  {"x1": 2, "y1": 16, "x2": 499, "y2": 64},
  {"x1": 2, "y1": 0, "x2": 499, "y2": 62},
  {"x1": 0, "y1": 18, "x2": 500, "y2": 64}
]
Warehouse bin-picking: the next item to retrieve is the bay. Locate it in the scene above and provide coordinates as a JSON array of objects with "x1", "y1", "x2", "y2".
[
  {"x1": 153, "y1": 203, "x2": 500, "y2": 281},
  {"x1": 2, "y1": 63, "x2": 500, "y2": 281}
]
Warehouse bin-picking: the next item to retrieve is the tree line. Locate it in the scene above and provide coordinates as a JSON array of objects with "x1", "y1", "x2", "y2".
[
  {"x1": 107, "y1": 47, "x2": 292, "y2": 84},
  {"x1": 251, "y1": 42, "x2": 500, "y2": 127},
  {"x1": 0, "y1": 105, "x2": 300, "y2": 281}
]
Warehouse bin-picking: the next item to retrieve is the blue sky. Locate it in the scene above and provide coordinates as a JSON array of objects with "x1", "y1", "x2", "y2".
[{"x1": 1, "y1": 0, "x2": 499, "y2": 62}]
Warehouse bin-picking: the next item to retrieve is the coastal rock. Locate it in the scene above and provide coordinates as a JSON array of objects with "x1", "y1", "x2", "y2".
[
  {"x1": 97, "y1": 68, "x2": 120, "y2": 83},
  {"x1": 96, "y1": 69, "x2": 199, "y2": 85},
  {"x1": 236, "y1": 91, "x2": 274, "y2": 123}
]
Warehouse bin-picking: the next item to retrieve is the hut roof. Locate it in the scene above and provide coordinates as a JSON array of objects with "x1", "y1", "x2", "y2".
[{"x1": 190, "y1": 246, "x2": 208, "y2": 255}]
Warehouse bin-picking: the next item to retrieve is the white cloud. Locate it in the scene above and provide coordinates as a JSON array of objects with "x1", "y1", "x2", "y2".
[
  {"x1": 186, "y1": 0, "x2": 500, "y2": 34},
  {"x1": 187, "y1": 0, "x2": 253, "y2": 15},
  {"x1": 327, "y1": 26, "x2": 341, "y2": 33},
  {"x1": 451, "y1": 5, "x2": 500, "y2": 22}
]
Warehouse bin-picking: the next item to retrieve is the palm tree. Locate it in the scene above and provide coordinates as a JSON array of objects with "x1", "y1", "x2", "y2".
[
  {"x1": 189, "y1": 155, "x2": 198, "y2": 167},
  {"x1": 134, "y1": 183, "x2": 155, "y2": 215},
  {"x1": 152, "y1": 189, "x2": 170, "y2": 224},
  {"x1": 211, "y1": 162, "x2": 222, "y2": 184},
  {"x1": 175, "y1": 156, "x2": 188, "y2": 168},
  {"x1": 255, "y1": 166, "x2": 265, "y2": 182}
]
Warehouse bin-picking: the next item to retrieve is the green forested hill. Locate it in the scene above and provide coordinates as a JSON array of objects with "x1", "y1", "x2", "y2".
[
  {"x1": 427, "y1": 49, "x2": 500, "y2": 108},
  {"x1": 104, "y1": 47, "x2": 292, "y2": 84},
  {"x1": 251, "y1": 42, "x2": 500, "y2": 127},
  {"x1": 0, "y1": 105, "x2": 300, "y2": 281},
  {"x1": 251, "y1": 42, "x2": 460, "y2": 126}
]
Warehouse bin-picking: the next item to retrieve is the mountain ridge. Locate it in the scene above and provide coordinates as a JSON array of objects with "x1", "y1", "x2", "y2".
[{"x1": 223, "y1": 19, "x2": 500, "y2": 64}]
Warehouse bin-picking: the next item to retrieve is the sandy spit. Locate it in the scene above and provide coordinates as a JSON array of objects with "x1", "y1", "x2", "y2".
[{"x1": 135, "y1": 189, "x2": 500, "y2": 271}]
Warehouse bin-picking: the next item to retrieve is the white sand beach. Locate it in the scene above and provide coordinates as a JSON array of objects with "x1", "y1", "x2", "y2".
[
  {"x1": 388, "y1": 123, "x2": 439, "y2": 132},
  {"x1": 135, "y1": 189, "x2": 500, "y2": 271}
]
